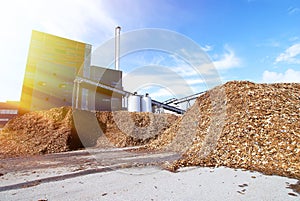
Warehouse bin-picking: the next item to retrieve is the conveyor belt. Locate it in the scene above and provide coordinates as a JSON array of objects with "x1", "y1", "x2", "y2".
[
  {"x1": 151, "y1": 100, "x2": 185, "y2": 114},
  {"x1": 172, "y1": 91, "x2": 206, "y2": 105}
]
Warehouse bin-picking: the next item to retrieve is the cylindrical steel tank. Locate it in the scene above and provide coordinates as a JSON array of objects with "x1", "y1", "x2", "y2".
[
  {"x1": 128, "y1": 93, "x2": 141, "y2": 112},
  {"x1": 141, "y1": 93, "x2": 152, "y2": 112}
]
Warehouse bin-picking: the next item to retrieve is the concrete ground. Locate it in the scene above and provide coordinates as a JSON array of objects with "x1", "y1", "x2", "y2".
[{"x1": 0, "y1": 147, "x2": 299, "y2": 201}]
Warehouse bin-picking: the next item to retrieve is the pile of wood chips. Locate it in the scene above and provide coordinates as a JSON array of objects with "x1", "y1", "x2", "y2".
[
  {"x1": 0, "y1": 107, "x2": 76, "y2": 158},
  {"x1": 1, "y1": 80, "x2": 299, "y2": 179},
  {"x1": 0, "y1": 107, "x2": 178, "y2": 158},
  {"x1": 95, "y1": 111, "x2": 178, "y2": 147},
  {"x1": 147, "y1": 81, "x2": 300, "y2": 179}
]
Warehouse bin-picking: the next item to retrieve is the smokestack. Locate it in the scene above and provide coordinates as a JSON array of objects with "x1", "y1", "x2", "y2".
[{"x1": 115, "y1": 26, "x2": 121, "y2": 71}]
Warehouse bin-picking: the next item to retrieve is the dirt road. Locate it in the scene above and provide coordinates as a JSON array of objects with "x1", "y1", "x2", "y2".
[{"x1": 0, "y1": 147, "x2": 179, "y2": 192}]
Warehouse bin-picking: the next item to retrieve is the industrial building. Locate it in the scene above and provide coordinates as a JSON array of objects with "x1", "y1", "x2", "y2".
[
  {"x1": 0, "y1": 101, "x2": 19, "y2": 129},
  {"x1": 16, "y1": 29, "x2": 190, "y2": 118},
  {"x1": 18, "y1": 30, "x2": 129, "y2": 114},
  {"x1": 19, "y1": 30, "x2": 92, "y2": 114}
]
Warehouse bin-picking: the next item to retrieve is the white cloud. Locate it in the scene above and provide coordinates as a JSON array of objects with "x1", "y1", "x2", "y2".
[
  {"x1": 185, "y1": 78, "x2": 205, "y2": 85},
  {"x1": 120, "y1": 45, "x2": 235, "y2": 100},
  {"x1": 0, "y1": 0, "x2": 119, "y2": 101},
  {"x1": 0, "y1": 0, "x2": 118, "y2": 42},
  {"x1": 147, "y1": 88, "x2": 174, "y2": 100},
  {"x1": 262, "y1": 69, "x2": 300, "y2": 83},
  {"x1": 172, "y1": 66, "x2": 199, "y2": 77},
  {"x1": 172, "y1": 45, "x2": 241, "y2": 77},
  {"x1": 122, "y1": 65, "x2": 196, "y2": 99},
  {"x1": 275, "y1": 43, "x2": 300, "y2": 64},
  {"x1": 213, "y1": 45, "x2": 241, "y2": 70},
  {"x1": 201, "y1": 45, "x2": 213, "y2": 52}
]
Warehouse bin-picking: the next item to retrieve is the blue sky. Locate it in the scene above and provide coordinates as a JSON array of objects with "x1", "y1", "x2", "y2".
[{"x1": 0, "y1": 0, "x2": 299, "y2": 101}]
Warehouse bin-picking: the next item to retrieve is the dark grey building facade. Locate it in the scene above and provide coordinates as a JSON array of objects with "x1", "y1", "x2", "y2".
[{"x1": 88, "y1": 66, "x2": 123, "y2": 111}]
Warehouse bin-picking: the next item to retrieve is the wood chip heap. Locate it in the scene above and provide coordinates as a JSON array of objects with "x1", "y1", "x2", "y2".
[
  {"x1": 0, "y1": 108, "x2": 178, "y2": 158},
  {"x1": 147, "y1": 81, "x2": 300, "y2": 179},
  {"x1": 0, "y1": 80, "x2": 299, "y2": 180},
  {"x1": 0, "y1": 107, "x2": 76, "y2": 158},
  {"x1": 95, "y1": 111, "x2": 178, "y2": 147}
]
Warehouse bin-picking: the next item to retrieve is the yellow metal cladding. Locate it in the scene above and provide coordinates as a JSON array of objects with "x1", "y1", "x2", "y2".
[{"x1": 19, "y1": 30, "x2": 91, "y2": 113}]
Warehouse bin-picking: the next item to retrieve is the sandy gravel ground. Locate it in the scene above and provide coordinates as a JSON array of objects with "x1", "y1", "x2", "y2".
[{"x1": 0, "y1": 148, "x2": 299, "y2": 201}]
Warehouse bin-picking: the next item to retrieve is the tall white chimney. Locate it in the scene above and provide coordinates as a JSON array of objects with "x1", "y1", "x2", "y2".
[{"x1": 115, "y1": 26, "x2": 121, "y2": 71}]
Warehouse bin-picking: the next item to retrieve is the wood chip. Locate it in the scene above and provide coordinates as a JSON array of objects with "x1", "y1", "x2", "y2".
[{"x1": 147, "y1": 81, "x2": 300, "y2": 179}]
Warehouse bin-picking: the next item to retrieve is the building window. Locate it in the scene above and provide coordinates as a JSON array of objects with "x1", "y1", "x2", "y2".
[
  {"x1": 0, "y1": 109, "x2": 18, "y2": 114},
  {"x1": 38, "y1": 81, "x2": 46, "y2": 86}
]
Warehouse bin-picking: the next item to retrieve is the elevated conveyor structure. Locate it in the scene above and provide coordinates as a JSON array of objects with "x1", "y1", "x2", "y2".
[
  {"x1": 161, "y1": 91, "x2": 206, "y2": 111},
  {"x1": 172, "y1": 91, "x2": 206, "y2": 105}
]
